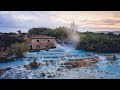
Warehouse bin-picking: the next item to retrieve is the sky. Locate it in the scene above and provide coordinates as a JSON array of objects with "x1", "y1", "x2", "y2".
[{"x1": 0, "y1": 11, "x2": 120, "y2": 33}]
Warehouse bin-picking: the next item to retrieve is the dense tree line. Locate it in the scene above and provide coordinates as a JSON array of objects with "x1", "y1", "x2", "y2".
[
  {"x1": 28, "y1": 27, "x2": 120, "y2": 53},
  {"x1": 76, "y1": 32, "x2": 120, "y2": 53},
  {"x1": 28, "y1": 27, "x2": 71, "y2": 44},
  {"x1": 7, "y1": 43, "x2": 29, "y2": 58},
  {"x1": 0, "y1": 34, "x2": 24, "y2": 48}
]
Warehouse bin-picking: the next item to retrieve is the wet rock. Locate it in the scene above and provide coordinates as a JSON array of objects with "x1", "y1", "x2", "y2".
[
  {"x1": 30, "y1": 61, "x2": 41, "y2": 68},
  {"x1": 27, "y1": 59, "x2": 31, "y2": 61},
  {"x1": 106, "y1": 55, "x2": 117, "y2": 60},
  {"x1": 24, "y1": 61, "x2": 41, "y2": 70},
  {"x1": 0, "y1": 68, "x2": 32, "y2": 79},
  {"x1": 66, "y1": 65, "x2": 73, "y2": 69},
  {"x1": 84, "y1": 54, "x2": 91, "y2": 56},
  {"x1": 41, "y1": 72, "x2": 46, "y2": 77},
  {"x1": 46, "y1": 62, "x2": 49, "y2": 66},
  {"x1": 64, "y1": 57, "x2": 99, "y2": 69},
  {"x1": 24, "y1": 65, "x2": 31, "y2": 70},
  {"x1": 0, "y1": 67, "x2": 12, "y2": 75},
  {"x1": 4, "y1": 67, "x2": 12, "y2": 71},
  {"x1": 17, "y1": 66, "x2": 21, "y2": 69},
  {"x1": 46, "y1": 49, "x2": 49, "y2": 51},
  {"x1": 57, "y1": 68, "x2": 63, "y2": 71},
  {"x1": 0, "y1": 57, "x2": 7, "y2": 62},
  {"x1": 0, "y1": 69, "x2": 4, "y2": 75},
  {"x1": 47, "y1": 74, "x2": 53, "y2": 78}
]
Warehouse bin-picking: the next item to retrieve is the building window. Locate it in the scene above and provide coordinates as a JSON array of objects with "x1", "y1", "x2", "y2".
[
  {"x1": 37, "y1": 40, "x2": 39, "y2": 42},
  {"x1": 48, "y1": 40, "x2": 50, "y2": 42}
]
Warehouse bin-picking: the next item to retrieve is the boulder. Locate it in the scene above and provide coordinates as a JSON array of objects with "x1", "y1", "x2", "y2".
[
  {"x1": 0, "y1": 69, "x2": 4, "y2": 75},
  {"x1": 24, "y1": 61, "x2": 41, "y2": 70},
  {"x1": 66, "y1": 64, "x2": 73, "y2": 69},
  {"x1": 0, "y1": 57, "x2": 8, "y2": 62},
  {"x1": 64, "y1": 57, "x2": 99, "y2": 68},
  {"x1": 57, "y1": 68, "x2": 62, "y2": 71},
  {"x1": 24, "y1": 65, "x2": 31, "y2": 70},
  {"x1": 0, "y1": 67, "x2": 12, "y2": 75},
  {"x1": 41, "y1": 72, "x2": 46, "y2": 77},
  {"x1": 3, "y1": 67, "x2": 12, "y2": 71},
  {"x1": 106, "y1": 55, "x2": 117, "y2": 60}
]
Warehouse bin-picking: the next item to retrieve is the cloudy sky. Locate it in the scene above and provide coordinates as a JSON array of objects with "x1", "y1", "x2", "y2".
[{"x1": 0, "y1": 11, "x2": 120, "y2": 32}]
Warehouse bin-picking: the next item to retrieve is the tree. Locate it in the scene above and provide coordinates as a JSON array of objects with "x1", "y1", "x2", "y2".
[
  {"x1": 108, "y1": 32, "x2": 114, "y2": 36},
  {"x1": 17, "y1": 30, "x2": 21, "y2": 34},
  {"x1": 8, "y1": 32, "x2": 17, "y2": 35},
  {"x1": 7, "y1": 43, "x2": 29, "y2": 58},
  {"x1": 76, "y1": 32, "x2": 120, "y2": 52}
]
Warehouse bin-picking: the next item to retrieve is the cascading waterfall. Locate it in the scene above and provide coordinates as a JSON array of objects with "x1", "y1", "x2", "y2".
[
  {"x1": 115, "y1": 55, "x2": 120, "y2": 60},
  {"x1": 55, "y1": 41, "x2": 75, "y2": 52},
  {"x1": 54, "y1": 41, "x2": 66, "y2": 50},
  {"x1": 98, "y1": 55, "x2": 107, "y2": 61}
]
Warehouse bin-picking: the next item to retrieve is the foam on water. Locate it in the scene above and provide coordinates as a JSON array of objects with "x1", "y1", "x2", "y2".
[{"x1": 1, "y1": 42, "x2": 120, "y2": 79}]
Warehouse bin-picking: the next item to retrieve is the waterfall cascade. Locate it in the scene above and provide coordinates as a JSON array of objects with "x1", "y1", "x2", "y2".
[
  {"x1": 98, "y1": 56, "x2": 107, "y2": 61},
  {"x1": 55, "y1": 41, "x2": 75, "y2": 52},
  {"x1": 116, "y1": 55, "x2": 120, "y2": 60}
]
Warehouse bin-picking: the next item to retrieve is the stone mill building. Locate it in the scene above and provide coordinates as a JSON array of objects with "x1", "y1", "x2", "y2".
[{"x1": 30, "y1": 35, "x2": 56, "y2": 50}]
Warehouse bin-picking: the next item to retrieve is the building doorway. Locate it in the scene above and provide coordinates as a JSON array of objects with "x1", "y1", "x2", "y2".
[{"x1": 36, "y1": 45, "x2": 40, "y2": 49}]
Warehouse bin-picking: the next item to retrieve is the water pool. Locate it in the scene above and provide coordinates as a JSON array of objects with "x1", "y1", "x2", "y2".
[{"x1": 0, "y1": 47, "x2": 120, "y2": 79}]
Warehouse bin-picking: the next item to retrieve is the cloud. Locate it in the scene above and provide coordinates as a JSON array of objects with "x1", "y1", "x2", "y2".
[
  {"x1": 0, "y1": 11, "x2": 60, "y2": 29},
  {"x1": 100, "y1": 19, "x2": 120, "y2": 25},
  {"x1": 114, "y1": 12, "x2": 120, "y2": 18},
  {"x1": 0, "y1": 11, "x2": 120, "y2": 33}
]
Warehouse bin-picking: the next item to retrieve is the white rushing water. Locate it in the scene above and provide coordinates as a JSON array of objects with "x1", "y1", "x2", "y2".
[
  {"x1": 1, "y1": 42, "x2": 120, "y2": 79},
  {"x1": 55, "y1": 41, "x2": 75, "y2": 51},
  {"x1": 116, "y1": 55, "x2": 120, "y2": 60}
]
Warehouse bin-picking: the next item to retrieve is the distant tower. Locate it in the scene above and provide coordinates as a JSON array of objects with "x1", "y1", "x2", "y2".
[{"x1": 70, "y1": 20, "x2": 77, "y2": 32}]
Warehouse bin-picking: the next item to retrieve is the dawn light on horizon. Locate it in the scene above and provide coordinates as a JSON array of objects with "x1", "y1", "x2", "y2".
[{"x1": 0, "y1": 11, "x2": 120, "y2": 32}]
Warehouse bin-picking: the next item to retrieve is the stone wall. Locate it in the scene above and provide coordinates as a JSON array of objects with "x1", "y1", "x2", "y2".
[{"x1": 31, "y1": 38, "x2": 56, "y2": 50}]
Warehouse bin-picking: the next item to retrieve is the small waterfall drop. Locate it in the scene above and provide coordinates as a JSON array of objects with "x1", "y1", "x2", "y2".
[
  {"x1": 98, "y1": 55, "x2": 107, "y2": 61},
  {"x1": 116, "y1": 55, "x2": 120, "y2": 60}
]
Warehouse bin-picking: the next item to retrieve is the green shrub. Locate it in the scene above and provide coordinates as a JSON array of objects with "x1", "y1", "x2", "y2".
[
  {"x1": 7, "y1": 43, "x2": 29, "y2": 58},
  {"x1": 77, "y1": 32, "x2": 120, "y2": 52}
]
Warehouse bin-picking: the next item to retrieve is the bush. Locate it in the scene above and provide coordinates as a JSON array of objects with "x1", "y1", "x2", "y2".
[
  {"x1": 7, "y1": 43, "x2": 29, "y2": 58},
  {"x1": 76, "y1": 32, "x2": 120, "y2": 52}
]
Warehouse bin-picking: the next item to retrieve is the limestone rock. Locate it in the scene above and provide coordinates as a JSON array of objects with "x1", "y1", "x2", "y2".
[
  {"x1": 0, "y1": 70, "x2": 4, "y2": 75},
  {"x1": 64, "y1": 57, "x2": 99, "y2": 69},
  {"x1": 24, "y1": 61, "x2": 41, "y2": 70},
  {"x1": 105, "y1": 55, "x2": 117, "y2": 60}
]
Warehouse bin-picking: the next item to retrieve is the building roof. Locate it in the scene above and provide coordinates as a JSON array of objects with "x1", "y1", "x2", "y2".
[{"x1": 31, "y1": 35, "x2": 55, "y2": 39}]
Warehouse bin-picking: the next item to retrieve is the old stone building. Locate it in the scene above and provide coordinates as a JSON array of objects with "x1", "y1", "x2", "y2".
[{"x1": 30, "y1": 35, "x2": 56, "y2": 50}]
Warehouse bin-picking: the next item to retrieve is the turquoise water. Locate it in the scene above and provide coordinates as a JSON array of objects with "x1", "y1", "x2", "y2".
[
  {"x1": 0, "y1": 46, "x2": 120, "y2": 79},
  {"x1": 0, "y1": 49, "x2": 91, "y2": 68},
  {"x1": 94, "y1": 59, "x2": 120, "y2": 75}
]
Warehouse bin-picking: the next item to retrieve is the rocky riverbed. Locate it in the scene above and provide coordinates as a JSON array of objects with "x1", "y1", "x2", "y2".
[
  {"x1": 1, "y1": 66, "x2": 120, "y2": 79},
  {"x1": 0, "y1": 48, "x2": 120, "y2": 79}
]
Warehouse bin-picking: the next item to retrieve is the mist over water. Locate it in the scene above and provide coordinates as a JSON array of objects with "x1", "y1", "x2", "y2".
[
  {"x1": 55, "y1": 41, "x2": 75, "y2": 52},
  {"x1": 66, "y1": 21, "x2": 80, "y2": 49},
  {"x1": 68, "y1": 30, "x2": 80, "y2": 48},
  {"x1": 56, "y1": 21, "x2": 80, "y2": 50}
]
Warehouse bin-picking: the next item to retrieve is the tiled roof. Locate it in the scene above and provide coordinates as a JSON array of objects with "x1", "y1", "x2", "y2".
[{"x1": 31, "y1": 35, "x2": 55, "y2": 39}]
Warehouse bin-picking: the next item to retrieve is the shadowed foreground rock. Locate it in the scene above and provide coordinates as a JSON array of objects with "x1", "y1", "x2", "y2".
[
  {"x1": 24, "y1": 61, "x2": 41, "y2": 70},
  {"x1": 103, "y1": 54, "x2": 117, "y2": 60},
  {"x1": 0, "y1": 70, "x2": 4, "y2": 75},
  {"x1": 0, "y1": 67, "x2": 12, "y2": 75}
]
